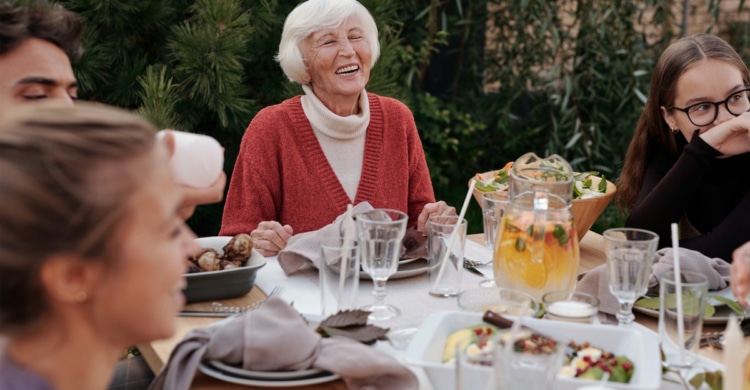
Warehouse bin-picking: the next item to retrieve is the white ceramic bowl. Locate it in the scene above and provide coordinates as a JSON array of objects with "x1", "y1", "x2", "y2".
[
  {"x1": 404, "y1": 311, "x2": 661, "y2": 390},
  {"x1": 184, "y1": 236, "x2": 266, "y2": 303},
  {"x1": 456, "y1": 286, "x2": 539, "y2": 316}
]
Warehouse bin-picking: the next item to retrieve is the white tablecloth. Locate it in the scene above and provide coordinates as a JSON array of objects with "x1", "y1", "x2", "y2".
[
  {"x1": 255, "y1": 239, "x2": 493, "y2": 329},
  {"x1": 254, "y1": 239, "x2": 493, "y2": 390}
]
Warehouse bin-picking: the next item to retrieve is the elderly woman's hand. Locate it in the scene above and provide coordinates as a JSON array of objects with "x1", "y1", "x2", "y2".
[
  {"x1": 178, "y1": 172, "x2": 227, "y2": 220},
  {"x1": 731, "y1": 241, "x2": 750, "y2": 307},
  {"x1": 251, "y1": 221, "x2": 294, "y2": 257},
  {"x1": 417, "y1": 201, "x2": 457, "y2": 233}
]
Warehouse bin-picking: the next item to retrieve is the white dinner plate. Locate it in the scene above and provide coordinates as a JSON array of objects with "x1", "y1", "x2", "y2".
[
  {"x1": 360, "y1": 258, "x2": 428, "y2": 280},
  {"x1": 633, "y1": 287, "x2": 744, "y2": 325},
  {"x1": 199, "y1": 360, "x2": 339, "y2": 387},
  {"x1": 205, "y1": 359, "x2": 325, "y2": 380}
]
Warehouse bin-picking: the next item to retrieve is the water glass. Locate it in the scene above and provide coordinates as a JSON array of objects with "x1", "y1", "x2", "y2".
[
  {"x1": 482, "y1": 192, "x2": 509, "y2": 251},
  {"x1": 427, "y1": 215, "x2": 467, "y2": 297},
  {"x1": 357, "y1": 208, "x2": 408, "y2": 321},
  {"x1": 456, "y1": 342, "x2": 494, "y2": 390},
  {"x1": 603, "y1": 228, "x2": 659, "y2": 326},
  {"x1": 319, "y1": 238, "x2": 360, "y2": 317},
  {"x1": 493, "y1": 330, "x2": 564, "y2": 390},
  {"x1": 541, "y1": 291, "x2": 599, "y2": 324},
  {"x1": 658, "y1": 270, "x2": 708, "y2": 369}
]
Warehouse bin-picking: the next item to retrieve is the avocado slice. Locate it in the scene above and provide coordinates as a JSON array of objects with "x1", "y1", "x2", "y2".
[
  {"x1": 578, "y1": 366, "x2": 605, "y2": 380},
  {"x1": 442, "y1": 324, "x2": 499, "y2": 363}
]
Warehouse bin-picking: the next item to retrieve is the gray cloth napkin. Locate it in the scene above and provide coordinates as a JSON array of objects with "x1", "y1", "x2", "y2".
[
  {"x1": 576, "y1": 247, "x2": 731, "y2": 315},
  {"x1": 278, "y1": 201, "x2": 373, "y2": 275},
  {"x1": 148, "y1": 297, "x2": 418, "y2": 390}
]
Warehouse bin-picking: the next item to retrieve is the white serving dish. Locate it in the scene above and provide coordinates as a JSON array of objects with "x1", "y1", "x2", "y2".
[{"x1": 404, "y1": 311, "x2": 661, "y2": 390}]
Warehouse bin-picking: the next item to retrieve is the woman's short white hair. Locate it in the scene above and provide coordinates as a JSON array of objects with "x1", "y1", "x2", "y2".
[{"x1": 276, "y1": 0, "x2": 380, "y2": 85}]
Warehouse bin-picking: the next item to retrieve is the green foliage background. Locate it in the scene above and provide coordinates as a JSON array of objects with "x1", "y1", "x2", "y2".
[{"x1": 56, "y1": 0, "x2": 750, "y2": 236}]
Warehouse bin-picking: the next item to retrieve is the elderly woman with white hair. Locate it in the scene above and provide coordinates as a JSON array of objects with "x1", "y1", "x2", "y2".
[{"x1": 220, "y1": 0, "x2": 454, "y2": 256}]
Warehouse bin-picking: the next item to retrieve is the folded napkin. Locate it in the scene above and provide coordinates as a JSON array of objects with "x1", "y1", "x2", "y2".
[
  {"x1": 149, "y1": 297, "x2": 418, "y2": 390},
  {"x1": 576, "y1": 247, "x2": 731, "y2": 315},
  {"x1": 278, "y1": 201, "x2": 373, "y2": 275}
]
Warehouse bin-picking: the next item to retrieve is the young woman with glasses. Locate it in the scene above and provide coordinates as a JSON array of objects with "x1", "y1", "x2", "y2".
[{"x1": 618, "y1": 33, "x2": 750, "y2": 261}]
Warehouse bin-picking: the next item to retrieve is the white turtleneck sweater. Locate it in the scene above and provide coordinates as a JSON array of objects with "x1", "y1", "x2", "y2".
[{"x1": 300, "y1": 85, "x2": 370, "y2": 202}]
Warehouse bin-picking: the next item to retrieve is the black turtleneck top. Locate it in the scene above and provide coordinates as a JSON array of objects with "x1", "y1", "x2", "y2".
[{"x1": 626, "y1": 131, "x2": 750, "y2": 261}]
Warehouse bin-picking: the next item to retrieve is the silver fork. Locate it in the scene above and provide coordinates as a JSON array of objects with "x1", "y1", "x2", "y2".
[
  {"x1": 463, "y1": 258, "x2": 486, "y2": 277},
  {"x1": 464, "y1": 257, "x2": 492, "y2": 267},
  {"x1": 707, "y1": 336, "x2": 724, "y2": 350},
  {"x1": 699, "y1": 331, "x2": 724, "y2": 349}
]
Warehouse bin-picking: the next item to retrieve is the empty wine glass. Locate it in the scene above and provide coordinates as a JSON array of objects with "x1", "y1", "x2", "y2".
[
  {"x1": 356, "y1": 208, "x2": 408, "y2": 321},
  {"x1": 603, "y1": 228, "x2": 659, "y2": 327}
]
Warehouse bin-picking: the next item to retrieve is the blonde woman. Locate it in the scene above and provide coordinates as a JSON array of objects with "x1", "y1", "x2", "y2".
[{"x1": 0, "y1": 102, "x2": 197, "y2": 390}]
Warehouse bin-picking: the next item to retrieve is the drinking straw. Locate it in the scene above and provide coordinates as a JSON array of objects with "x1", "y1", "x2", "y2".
[
  {"x1": 338, "y1": 204, "x2": 354, "y2": 309},
  {"x1": 431, "y1": 179, "x2": 476, "y2": 291},
  {"x1": 670, "y1": 222, "x2": 686, "y2": 366},
  {"x1": 501, "y1": 304, "x2": 530, "y2": 377}
]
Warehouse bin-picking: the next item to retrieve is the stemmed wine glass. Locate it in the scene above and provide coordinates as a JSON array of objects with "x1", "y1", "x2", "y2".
[
  {"x1": 356, "y1": 208, "x2": 408, "y2": 321},
  {"x1": 603, "y1": 228, "x2": 659, "y2": 326}
]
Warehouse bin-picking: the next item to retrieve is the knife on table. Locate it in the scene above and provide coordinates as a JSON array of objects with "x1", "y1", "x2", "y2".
[{"x1": 178, "y1": 311, "x2": 238, "y2": 317}]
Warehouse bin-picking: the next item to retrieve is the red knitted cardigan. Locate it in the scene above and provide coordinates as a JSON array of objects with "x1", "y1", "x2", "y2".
[{"x1": 219, "y1": 93, "x2": 436, "y2": 236}]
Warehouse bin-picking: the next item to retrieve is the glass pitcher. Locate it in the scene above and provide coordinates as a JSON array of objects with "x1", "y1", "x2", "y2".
[{"x1": 493, "y1": 153, "x2": 580, "y2": 301}]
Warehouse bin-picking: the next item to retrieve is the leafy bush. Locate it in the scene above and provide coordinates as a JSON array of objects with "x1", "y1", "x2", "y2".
[{"x1": 59, "y1": 0, "x2": 745, "y2": 236}]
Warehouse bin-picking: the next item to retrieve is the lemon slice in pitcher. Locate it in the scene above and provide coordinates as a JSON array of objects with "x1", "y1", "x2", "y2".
[{"x1": 498, "y1": 236, "x2": 549, "y2": 289}]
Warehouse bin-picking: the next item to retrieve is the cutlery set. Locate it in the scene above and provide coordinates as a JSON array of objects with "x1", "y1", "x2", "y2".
[
  {"x1": 699, "y1": 319, "x2": 750, "y2": 349},
  {"x1": 463, "y1": 257, "x2": 490, "y2": 277}
]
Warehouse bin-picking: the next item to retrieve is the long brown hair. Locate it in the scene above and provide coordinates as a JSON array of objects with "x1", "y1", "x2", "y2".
[
  {"x1": 0, "y1": 102, "x2": 157, "y2": 333},
  {"x1": 617, "y1": 34, "x2": 750, "y2": 210}
]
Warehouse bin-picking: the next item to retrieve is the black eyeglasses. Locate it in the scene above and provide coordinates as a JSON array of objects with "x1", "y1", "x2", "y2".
[{"x1": 669, "y1": 88, "x2": 750, "y2": 127}]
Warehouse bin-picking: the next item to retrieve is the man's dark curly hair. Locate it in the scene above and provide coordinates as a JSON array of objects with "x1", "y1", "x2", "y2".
[{"x1": 0, "y1": 1, "x2": 82, "y2": 61}]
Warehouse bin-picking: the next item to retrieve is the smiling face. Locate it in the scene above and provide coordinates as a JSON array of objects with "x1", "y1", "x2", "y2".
[
  {"x1": 0, "y1": 38, "x2": 77, "y2": 119},
  {"x1": 662, "y1": 59, "x2": 749, "y2": 142},
  {"x1": 88, "y1": 145, "x2": 198, "y2": 345},
  {"x1": 302, "y1": 15, "x2": 372, "y2": 115}
]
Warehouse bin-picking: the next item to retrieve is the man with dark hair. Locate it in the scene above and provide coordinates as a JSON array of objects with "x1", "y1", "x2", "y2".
[
  {"x1": 0, "y1": 1, "x2": 226, "y2": 220},
  {"x1": 0, "y1": 1, "x2": 82, "y2": 115}
]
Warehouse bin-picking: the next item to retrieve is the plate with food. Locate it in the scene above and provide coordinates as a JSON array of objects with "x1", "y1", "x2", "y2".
[
  {"x1": 360, "y1": 226, "x2": 429, "y2": 280},
  {"x1": 633, "y1": 287, "x2": 744, "y2": 325},
  {"x1": 184, "y1": 235, "x2": 266, "y2": 303}
]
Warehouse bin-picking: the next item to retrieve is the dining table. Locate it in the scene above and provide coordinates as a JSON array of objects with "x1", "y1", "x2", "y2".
[{"x1": 137, "y1": 231, "x2": 743, "y2": 389}]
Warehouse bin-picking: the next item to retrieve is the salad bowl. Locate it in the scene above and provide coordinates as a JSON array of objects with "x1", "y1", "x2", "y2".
[{"x1": 470, "y1": 169, "x2": 617, "y2": 241}]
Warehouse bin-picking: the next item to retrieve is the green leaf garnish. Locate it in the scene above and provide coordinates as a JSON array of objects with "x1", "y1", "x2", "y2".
[
  {"x1": 553, "y1": 224, "x2": 570, "y2": 247},
  {"x1": 598, "y1": 175, "x2": 607, "y2": 192},
  {"x1": 573, "y1": 171, "x2": 600, "y2": 181},
  {"x1": 707, "y1": 294, "x2": 745, "y2": 316},
  {"x1": 515, "y1": 237, "x2": 526, "y2": 252}
]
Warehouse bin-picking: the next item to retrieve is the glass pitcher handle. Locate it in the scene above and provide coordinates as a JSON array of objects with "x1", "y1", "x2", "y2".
[{"x1": 531, "y1": 191, "x2": 548, "y2": 264}]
